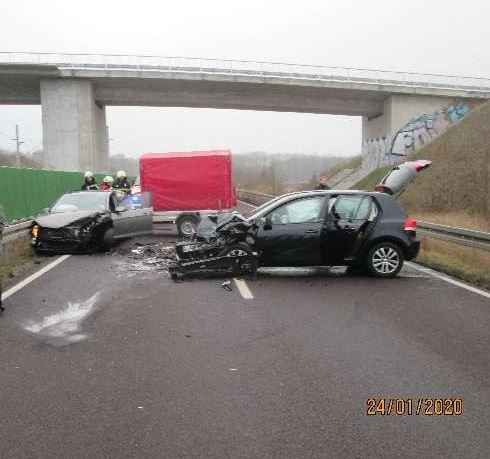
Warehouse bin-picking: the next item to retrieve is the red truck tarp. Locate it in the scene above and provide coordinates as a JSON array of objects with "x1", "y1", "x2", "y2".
[{"x1": 140, "y1": 150, "x2": 236, "y2": 211}]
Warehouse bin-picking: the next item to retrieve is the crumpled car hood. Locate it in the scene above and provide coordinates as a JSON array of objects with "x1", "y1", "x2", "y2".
[
  {"x1": 196, "y1": 211, "x2": 252, "y2": 238},
  {"x1": 34, "y1": 210, "x2": 103, "y2": 229}
]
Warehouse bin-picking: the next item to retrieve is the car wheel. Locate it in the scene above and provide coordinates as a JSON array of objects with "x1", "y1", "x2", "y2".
[
  {"x1": 221, "y1": 243, "x2": 258, "y2": 276},
  {"x1": 366, "y1": 242, "x2": 404, "y2": 277},
  {"x1": 177, "y1": 215, "x2": 199, "y2": 238}
]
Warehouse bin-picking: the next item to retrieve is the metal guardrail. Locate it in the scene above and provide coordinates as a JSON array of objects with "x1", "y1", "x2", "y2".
[
  {"x1": 1, "y1": 221, "x2": 32, "y2": 258},
  {"x1": 2, "y1": 221, "x2": 32, "y2": 242},
  {"x1": 1, "y1": 52, "x2": 490, "y2": 94},
  {"x1": 238, "y1": 190, "x2": 276, "y2": 206},
  {"x1": 237, "y1": 189, "x2": 490, "y2": 252},
  {"x1": 417, "y1": 222, "x2": 490, "y2": 252}
]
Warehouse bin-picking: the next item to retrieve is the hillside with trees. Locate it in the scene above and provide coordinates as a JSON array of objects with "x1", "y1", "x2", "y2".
[{"x1": 233, "y1": 152, "x2": 357, "y2": 194}]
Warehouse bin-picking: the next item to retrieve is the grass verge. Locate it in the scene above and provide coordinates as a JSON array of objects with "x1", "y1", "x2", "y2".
[
  {"x1": 350, "y1": 165, "x2": 392, "y2": 190},
  {"x1": 416, "y1": 237, "x2": 490, "y2": 290}
]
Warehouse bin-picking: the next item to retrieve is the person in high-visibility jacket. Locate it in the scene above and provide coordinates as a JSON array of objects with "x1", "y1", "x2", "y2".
[{"x1": 100, "y1": 175, "x2": 114, "y2": 191}]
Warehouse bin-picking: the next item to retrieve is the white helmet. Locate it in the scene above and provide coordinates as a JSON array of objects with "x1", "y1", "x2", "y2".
[
  {"x1": 103, "y1": 175, "x2": 114, "y2": 184},
  {"x1": 84, "y1": 171, "x2": 93, "y2": 178},
  {"x1": 116, "y1": 170, "x2": 127, "y2": 178}
]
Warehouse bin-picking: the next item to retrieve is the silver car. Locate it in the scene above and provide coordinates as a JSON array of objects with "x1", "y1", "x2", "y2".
[{"x1": 30, "y1": 191, "x2": 153, "y2": 253}]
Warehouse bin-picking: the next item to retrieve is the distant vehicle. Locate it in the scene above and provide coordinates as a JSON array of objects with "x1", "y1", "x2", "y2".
[
  {"x1": 172, "y1": 160, "x2": 431, "y2": 278},
  {"x1": 30, "y1": 191, "x2": 153, "y2": 253},
  {"x1": 140, "y1": 150, "x2": 236, "y2": 236}
]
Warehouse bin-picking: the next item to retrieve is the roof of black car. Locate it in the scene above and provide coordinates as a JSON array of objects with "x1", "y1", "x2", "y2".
[{"x1": 281, "y1": 189, "x2": 385, "y2": 197}]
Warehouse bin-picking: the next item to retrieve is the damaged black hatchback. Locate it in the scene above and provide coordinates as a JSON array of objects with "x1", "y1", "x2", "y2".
[
  {"x1": 173, "y1": 160, "x2": 431, "y2": 278},
  {"x1": 31, "y1": 191, "x2": 153, "y2": 253}
]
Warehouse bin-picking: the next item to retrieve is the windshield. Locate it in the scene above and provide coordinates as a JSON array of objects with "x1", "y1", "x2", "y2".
[
  {"x1": 243, "y1": 195, "x2": 285, "y2": 219},
  {"x1": 51, "y1": 192, "x2": 108, "y2": 213}
]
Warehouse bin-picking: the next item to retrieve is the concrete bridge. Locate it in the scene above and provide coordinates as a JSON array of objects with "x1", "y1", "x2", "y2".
[{"x1": 1, "y1": 52, "x2": 489, "y2": 171}]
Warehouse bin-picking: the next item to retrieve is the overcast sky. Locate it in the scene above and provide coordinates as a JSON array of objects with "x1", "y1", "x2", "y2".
[{"x1": 0, "y1": 0, "x2": 489, "y2": 157}]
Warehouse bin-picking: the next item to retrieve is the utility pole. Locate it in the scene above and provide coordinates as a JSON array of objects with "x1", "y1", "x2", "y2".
[{"x1": 12, "y1": 124, "x2": 24, "y2": 167}]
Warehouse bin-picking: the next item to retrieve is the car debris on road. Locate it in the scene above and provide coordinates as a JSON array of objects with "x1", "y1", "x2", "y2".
[
  {"x1": 221, "y1": 281, "x2": 233, "y2": 291},
  {"x1": 110, "y1": 242, "x2": 177, "y2": 276}
]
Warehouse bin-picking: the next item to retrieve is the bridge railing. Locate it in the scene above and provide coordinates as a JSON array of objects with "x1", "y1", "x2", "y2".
[{"x1": 1, "y1": 52, "x2": 490, "y2": 94}]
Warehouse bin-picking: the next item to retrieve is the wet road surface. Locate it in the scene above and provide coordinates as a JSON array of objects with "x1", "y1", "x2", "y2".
[{"x1": 1, "y1": 232, "x2": 489, "y2": 458}]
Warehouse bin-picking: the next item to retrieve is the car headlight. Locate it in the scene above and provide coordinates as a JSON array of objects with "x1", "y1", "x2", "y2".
[
  {"x1": 31, "y1": 224, "x2": 39, "y2": 238},
  {"x1": 182, "y1": 244, "x2": 199, "y2": 253}
]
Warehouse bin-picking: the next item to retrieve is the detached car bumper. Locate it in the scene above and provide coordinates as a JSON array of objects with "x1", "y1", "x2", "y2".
[{"x1": 31, "y1": 239, "x2": 86, "y2": 253}]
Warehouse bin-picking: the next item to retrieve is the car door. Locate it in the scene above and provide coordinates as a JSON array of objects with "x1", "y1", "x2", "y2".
[
  {"x1": 110, "y1": 192, "x2": 153, "y2": 238},
  {"x1": 321, "y1": 194, "x2": 377, "y2": 264},
  {"x1": 255, "y1": 195, "x2": 327, "y2": 267}
]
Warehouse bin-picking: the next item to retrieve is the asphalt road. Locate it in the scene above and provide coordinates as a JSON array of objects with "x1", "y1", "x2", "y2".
[{"x1": 1, "y1": 230, "x2": 489, "y2": 458}]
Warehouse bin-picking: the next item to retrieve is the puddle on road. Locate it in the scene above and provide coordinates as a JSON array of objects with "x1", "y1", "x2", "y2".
[{"x1": 23, "y1": 292, "x2": 100, "y2": 346}]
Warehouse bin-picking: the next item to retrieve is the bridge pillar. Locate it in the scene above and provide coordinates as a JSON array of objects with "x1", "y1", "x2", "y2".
[
  {"x1": 362, "y1": 94, "x2": 456, "y2": 141},
  {"x1": 41, "y1": 79, "x2": 108, "y2": 172},
  {"x1": 361, "y1": 94, "x2": 484, "y2": 157}
]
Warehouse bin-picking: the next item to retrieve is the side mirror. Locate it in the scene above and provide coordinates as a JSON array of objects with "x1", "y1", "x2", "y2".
[
  {"x1": 41, "y1": 207, "x2": 50, "y2": 214},
  {"x1": 115, "y1": 206, "x2": 127, "y2": 213},
  {"x1": 263, "y1": 216, "x2": 273, "y2": 230}
]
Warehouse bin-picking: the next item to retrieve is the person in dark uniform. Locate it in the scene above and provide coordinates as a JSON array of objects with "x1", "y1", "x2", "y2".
[
  {"x1": 81, "y1": 171, "x2": 99, "y2": 191},
  {"x1": 315, "y1": 176, "x2": 330, "y2": 190},
  {"x1": 113, "y1": 170, "x2": 131, "y2": 194}
]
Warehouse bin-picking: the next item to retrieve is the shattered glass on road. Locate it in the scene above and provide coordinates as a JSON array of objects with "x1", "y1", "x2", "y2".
[{"x1": 109, "y1": 242, "x2": 178, "y2": 277}]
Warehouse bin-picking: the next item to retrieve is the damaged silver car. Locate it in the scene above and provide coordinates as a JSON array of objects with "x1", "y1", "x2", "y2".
[{"x1": 30, "y1": 191, "x2": 153, "y2": 254}]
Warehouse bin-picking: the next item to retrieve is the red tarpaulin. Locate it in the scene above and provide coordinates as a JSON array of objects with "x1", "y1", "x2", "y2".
[{"x1": 140, "y1": 150, "x2": 236, "y2": 211}]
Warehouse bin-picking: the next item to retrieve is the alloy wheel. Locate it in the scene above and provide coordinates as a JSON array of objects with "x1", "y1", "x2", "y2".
[{"x1": 371, "y1": 246, "x2": 400, "y2": 275}]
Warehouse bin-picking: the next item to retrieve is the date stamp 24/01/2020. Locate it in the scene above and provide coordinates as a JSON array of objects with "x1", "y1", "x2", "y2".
[{"x1": 366, "y1": 397, "x2": 463, "y2": 416}]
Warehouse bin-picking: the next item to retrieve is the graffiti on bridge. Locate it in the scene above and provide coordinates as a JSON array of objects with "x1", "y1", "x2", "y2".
[{"x1": 362, "y1": 101, "x2": 472, "y2": 162}]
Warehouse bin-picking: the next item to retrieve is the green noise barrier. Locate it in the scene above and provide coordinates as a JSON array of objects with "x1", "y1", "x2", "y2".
[{"x1": 0, "y1": 167, "x2": 105, "y2": 222}]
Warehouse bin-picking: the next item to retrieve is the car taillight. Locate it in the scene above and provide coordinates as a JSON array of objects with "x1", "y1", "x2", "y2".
[
  {"x1": 414, "y1": 160, "x2": 432, "y2": 171},
  {"x1": 374, "y1": 184, "x2": 392, "y2": 194},
  {"x1": 404, "y1": 218, "x2": 417, "y2": 231}
]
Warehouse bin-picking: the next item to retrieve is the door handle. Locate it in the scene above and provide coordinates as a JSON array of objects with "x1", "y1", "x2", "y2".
[{"x1": 305, "y1": 229, "x2": 319, "y2": 234}]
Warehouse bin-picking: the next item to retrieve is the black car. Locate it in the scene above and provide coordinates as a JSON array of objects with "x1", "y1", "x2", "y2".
[
  {"x1": 31, "y1": 191, "x2": 153, "y2": 253},
  {"x1": 173, "y1": 160, "x2": 430, "y2": 278}
]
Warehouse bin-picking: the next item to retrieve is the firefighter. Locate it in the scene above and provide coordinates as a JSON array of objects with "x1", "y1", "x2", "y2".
[
  {"x1": 81, "y1": 171, "x2": 99, "y2": 191},
  {"x1": 113, "y1": 170, "x2": 131, "y2": 194},
  {"x1": 100, "y1": 175, "x2": 114, "y2": 191}
]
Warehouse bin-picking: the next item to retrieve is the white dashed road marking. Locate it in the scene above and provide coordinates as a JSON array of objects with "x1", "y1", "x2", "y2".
[
  {"x1": 3, "y1": 255, "x2": 71, "y2": 300},
  {"x1": 233, "y1": 278, "x2": 254, "y2": 300}
]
